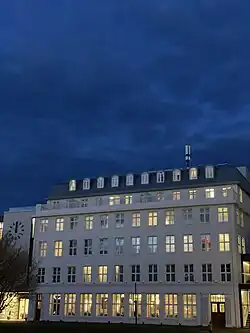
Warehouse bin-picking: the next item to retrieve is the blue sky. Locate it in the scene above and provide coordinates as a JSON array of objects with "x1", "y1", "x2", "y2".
[{"x1": 0, "y1": 0, "x2": 250, "y2": 211}]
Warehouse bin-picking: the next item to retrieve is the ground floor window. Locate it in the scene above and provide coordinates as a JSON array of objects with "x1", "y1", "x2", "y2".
[
  {"x1": 96, "y1": 293, "x2": 108, "y2": 316},
  {"x1": 146, "y1": 294, "x2": 160, "y2": 318},
  {"x1": 49, "y1": 294, "x2": 61, "y2": 316},
  {"x1": 80, "y1": 294, "x2": 92, "y2": 316},
  {"x1": 112, "y1": 294, "x2": 124, "y2": 316},
  {"x1": 64, "y1": 293, "x2": 76, "y2": 316},
  {"x1": 128, "y1": 293, "x2": 142, "y2": 317},
  {"x1": 164, "y1": 294, "x2": 178, "y2": 318},
  {"x1": 183, "y1": 294, "x2": 196, "y2": 319}
]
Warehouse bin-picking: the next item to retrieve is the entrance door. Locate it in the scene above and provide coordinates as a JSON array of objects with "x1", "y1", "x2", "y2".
[
  {"x1": 35, "y1": 294, "x2": 42, "y2": 321},
  {"x1": 211, "y1": 302, "x2": 225, "y2": 328},
  {"x1": 18, "y1": 298, "x2": 29, "y2": 320}
]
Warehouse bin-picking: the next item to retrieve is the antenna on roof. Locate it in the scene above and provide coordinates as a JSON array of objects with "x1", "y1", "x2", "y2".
[{"x1": 185, "y1": 144, "x2": 191, "y2": 169}]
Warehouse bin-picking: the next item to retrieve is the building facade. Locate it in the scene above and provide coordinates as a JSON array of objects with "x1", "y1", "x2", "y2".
[{"x1": 26, "y1": 164, "x2": 250, "y2": 328}]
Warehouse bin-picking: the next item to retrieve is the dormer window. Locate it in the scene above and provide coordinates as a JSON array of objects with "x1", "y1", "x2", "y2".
[
  {"x1": 189, "y1": 168, "x2": 198, "y2": 180},
  {"x1": 205, "y1": 165, "x2": 214, "y2": 179},
  {"x1": 173, "y1": 169, "x2": 181, "y2": 181},
  {"x1": 111, "y1": 175, "x2": 119, "y2": 187},
  {"x1": 69, "y1": 180, "x2": 76, "y2": 191},
  {"x1": 97, "y1": 177, "x2": 104, "y2": 188},
  {"x1": 156, "y1": 171, "x2": 164, "y2": 183},
  {"x1": 126, "y1": 174, "x2": 134, "y2": 186},
  {"x1": 83, "y1": 178, "x2": 90, "y2": 190},
  {"x1": 141, "y1": 172, "x2": 149, "y2": 184}
]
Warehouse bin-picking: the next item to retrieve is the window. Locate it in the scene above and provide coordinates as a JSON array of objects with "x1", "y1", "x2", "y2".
[
  {"x1": 68, "y1": 266, "x2": 76, "y2": 283},
  {"x1": 39, "y1": 241, "x2": 47, "y2": 257},
  {"x1": 200, "y1": 207, "x2": 210, "y2": 223},
  {"x1": 205, "y1": 166, "x2": 214, "y2": 179},
  {"x1": 146, "y1": 294, "x2": 160, "y2": 318},
  {"x1": 99, "y1": 238, "x2": 108, "y2": 255},
  {"x1": 156, "y1": 192, "x2": 164, "y2": 201},
  {"x1": 69, "y1": 239, "x2": 77, "y2": 256},
  {"x1": 205, "y1": 188, "x2": 215, "y2": 199},
  {"x1": 202, "y1": 264, "x2": 212, "y2": 282},
  {"x1": 126, "y1": 174, "x2": 134, "y2": 186},
  {"x1": 157, "y1": 171, "x2": 164, "y2": 183},
  {"x1": 37, "y1": 268, "x2": 45, "y2": 283},
  {"x1": 115, "y1": 237, "x2": 124, "y2": 255},
  {"x1": 183, "y1": 235, "x2": 193, "y2": 252},
  {"x1": 96, "y1": 197, "x2": 102, "y2": 206},
  {"x1": 81, "y1": 198, "x2": 88, "y2": 207},
  {"x1": 237, "y1": 208, "x2": 244, "y2": 227},
  {"x1": 148, "y1": 211, "x2": 157, "y2": 226},
  {"x1": 96, "y1": 294, "x2": 108, "y2": 316},
  {"x1": 239, "y1": 188, "x2": 243, "y2": 203},
  {"x1": 0, "y1": 222, "x2": 3, "y2": 240},
  {"x1": 98, "y1": 265, "x2": 108, "y2": 283},
  {"x1": 201, "y1": 234, "x2": 211, "y2": 251},
  {"x1": 165, "y1": 236, "x2": 175, "y2": 253},
  {"x1": 165, "y1": 265, "x2": 175, "y2": 282},
  {"x1": 54, "y1": 241, "x2": 63, "y2": 256},
  {"x1": 165, "y1": 209, "x2": 175, "y2": 225},
  {"x1": 125, "y1": 195, "x2": 132, "y2": 204},
  {"x1": 240, "y1": 210, "x2": 244, "y2": 227},
  {"x1": 219, "y1": 233, "x2": 230, "y2": 252},
  {"x1": 112, "y1": 294, "x2": 124, "y2": 317},
  {"x1": 189, "y1": 168, "x2": 197, "y2": 180},
  {"x1": 183, "y1": 294, "x2": 196, "y2": 319},
  {"x1": 100, "y1": 214, "x2": 108, "y2": 228},
  {"x1": 173, "y1": 191, "x2": 180, "y2": 200},
  {"x1": 114, "y1": 265, "x2": 124, "y2": 282},
  {"x1": 218, "y1": 207, "x2": 228, "y2": 222},
  {"x1": 83, "y1": 266, "x2": 92, "y2": 283},
  {"x1": 97, "y1": 177, "x2": 104, "y2": 188},
  {"x1": 69, "y1": 216, "x2": 78, "y2": 230},
  {"x1": 238, "y1": 235, "x2": 246, "y2": 254},
  {"x1": 148, "y1": 236, "x2": 158, "y2": 253},
  {"x1": 184, "y1": 264, "x2": 194, "y2": 282},
  {"x1": 69, "y1": 180, "x2": 76, "y2": 191},
  {"x1": 183, "y1": 208, "x2": 192, "y2": 222},
  {"x1": 132, "y1": 265, "x2": 140, "y2": 282},
  {"x1": 149, "y1": 264, "x2": 158, "y2": 282},
  {"x1": 84, "y1": 216, "x2": 93, "y2": 230},
  {"x1": 111, "y1": 175, "x2": 119, "y2": 187},
  {"x1": 83, "y1": 178, "x2": 90, "y2": 190},
  {"x1": 84, "y1": 239, "x2": 92, "y2": 255},
  {"x1": 132, "y1": 212, "x2": 140, "y2": 227},
  {"x1": 80, "y1": 294, "x2": 92, "y2": 316},
  {"x1": 141, "y1": 172, "x2": 149, "y2": 184},
  {"x1": 115, "y1": 213, "x2": 124, "y2": 228},
  {"x1": 52, "y1": 267, "x2": 61, "y2": 283},
  {"x1": 129, "y1": 294, "x2": 142, "y2": 317},
  {"x1": 40, "y1": 219, "x2": 48, "y2": 232},
  {"x1": 188, "y1": 189, "x2": 197, "y2": 200},
  {"x1": 165, "y1": 294, "x2": 178, "y2": 318},
  {"x1": 64, "y1": 293, "x2": 76, "y2": 316},
  {"x1": 140, "y1": 193, "x2": 152, "y2": 203},
  {"x1": 131, "y1": 237, "x2": 140, "y2": 254},
  {"x1": 55, "y1": 218, "x2": 64, "y2": 231},
  {"x1": 222, "y1": 186, "x2": 231, "y2": 197},
  {"x1": 173, "y1": 169, "x2": 181, "y2": 181},
  {"x1": 221, "y1": 264, "x2": 231, "y2": 282},
  {"x1": 109, "y1": 196, "x2": 120, "y2": 206},
  {"x1": 49, "y1": 294, "x2": 61, "y2": 316}
]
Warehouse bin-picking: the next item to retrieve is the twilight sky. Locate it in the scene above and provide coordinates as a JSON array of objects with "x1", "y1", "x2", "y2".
[{"x1": 0, "y1": 0, "x2": 250, "y2": 211}]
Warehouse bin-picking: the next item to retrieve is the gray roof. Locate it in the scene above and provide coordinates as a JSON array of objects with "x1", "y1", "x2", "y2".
[{"x1": 48, "y1": 164, "x2": 250, "y2": 200}]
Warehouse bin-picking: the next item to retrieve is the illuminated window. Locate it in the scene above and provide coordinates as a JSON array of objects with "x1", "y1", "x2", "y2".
[
  {"x1": 205, "y1": 166, "x2": 214, "y2": 179},
  {"x1": 129, "y1": 294, "x2": 142, "y2": 317},
  {"x1": 80, "y1": 294, "x2": 92, "y2": 316},
  {"x1": 52, "y1": 267, "x2": 61, "y2": 283},
  {"x1": 96, "y1": 294, "x2": 108, "y2": 316},
  {"x1": 99, "y1": 238, "x2": 108, "y2": 255},
  {"x1": 202, "y1": 264, "x2": 212, "y2": 282},
  {"x1": 183, "y1": 235, "x2": 193, "y2": 252},
  {"x1": 141, "y1": 172, "x2": 149, "y2": 184},
  {"x1": 0, "y1": 222, "x2": 3, "y2": 239},
  {"x1": 126, "y1": 174, "x2": 134, "y2": 186},
  {"x1": 148, "y1": 236, "x2": 158, "y2": 253},
  {"x1": 173, "y1": 169, "x2": 181, "y2": 181},
  {"x1": 218, "y1": 207, "x2": 228, "y2": 222},
  {"x1": 165, "y1": 264, "x2": 175, "y2": 282},
  {"x1": 240, "y1": 210, "x2": 244, "y2": 227},
  {"x1": 112, "y1": 294, "x2": 124, "y2": 317},
  {"x1": 55, "y1": 218, "x2": 64, "y2": 231},
  {"x1": 210, "y1": 294, "x2": 225, "y2": 303},
  {"x1": 115, "y1": 213, "x2": 124, "y2": 228},
  {"x1": 115, "y1": 237, "x2": 124, "y2": 255},
  {"x1": 184, "y1": 264, "x2": 194, "y2": 282},
  {"x1": 125, "y1": 195, "x2": 132, "y2": 204},
  {"x1": 97, "y1": 177, "x2": 104, "y2": 188},
  {"x1": 165, "y1": 294, "x2": 177, "y2": 318},
  {"x1": 67, "y1": 266, "x2": 76, "y2": 283},
  {"x1": 132, "y1": 212, "x2": 140, "y2": 227},
  {"x1": 98, "y1": 265, "x2": 108, "y2": 283},
  {"x1": 157, "y1": 171, "x2": 164, "y2": 183},
  {"x1": 189, "y1": 168, "x2": 197, "y2": 180},
  {"x1": 165, "y1": 236, "x2": 175, "y2": 253},
  {"x1": 109, "y1": 196, "x2": 120, "y2": 206},
  {"x1": 148, "y1": 211, "x2": 157, "y2": 226},
  {"x1": 165, "y1": 209, "x2": 175, "y2": 225},
  {"x1": 201, "y1": 234, "x2": 211, "y2": 251},
  {"x1": 54, "y1": 241, "x2": 63, "y2": 257},
  {"x1": 239, "y1": 188, "x2": 243, "y2": 203},
  {"x1": 49, "y1": 294, "x2": 61, "y2": 316},
  {"x1": 83, "y1": 178, "x2": 90, "y2": 190},
  {"x1": 114, "y1": 265, "x2": 124, "y2": 282},
  {"x1": 39, "y1": 241, "x2": 47, "y2": 257},
  {"x1": 83, "y1": 266, "x2": 92, "y2": 283},
  {"x1": 156, "y1": 192, "x2": 164, "y2": 200},
  {"x1": 84, "y1": 215, "x2": 93, "y2": 230},
  {"x1": 69, "y1": 239, "x2": 77, "y2": 256},
  {"x1": 222, "y1": 186, "x2": 231, "y2": 197},
  {"x1": 146, "y1": 294, "x2": 160, "y2": 318},
  {"x1": 40, "y1": 219, "x2": 48, "y2": 232},
  {"x1": 219, "y1": 233, "x2": 230, "y2": 252},
  {"x1": 183, "y1": 294, "x2": 196, "y2": 319},
  {"x1": 37, "y1": 268, "x2": 45, "y2": 283},
  {"x1": 131, "y1": 236, "x2": 140, "y2": 254},
  {"x1": 111, "y1": 175, "x2": 119, "y2": 187},
  {"x1": 69, "y1": 180, "x2": 76, "y2": 191},
  {"x1": 205, "y1": 188, "x2": 215, "y2": 199},
  {"x1": 173, "y1": 191, "x2": 180, "y2": 200},
  {"x1": 100, "y1": 215, "x2": 108, "y2": 228},
  {"x1": 64, "y1": 293, "x2": 76, "y2": 316},
  {"x1": 84, "y1": 239, "x2": 92, "y2": 255}
]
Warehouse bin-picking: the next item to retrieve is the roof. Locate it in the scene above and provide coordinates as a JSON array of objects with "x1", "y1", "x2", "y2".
[{"x1": 48, "y1": 164, "x2": 250, "y2": 200}]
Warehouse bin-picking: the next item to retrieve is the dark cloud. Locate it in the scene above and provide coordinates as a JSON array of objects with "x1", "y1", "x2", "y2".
[{"x1": 0, "y1": 0, "x2": 250, "y2": 211}]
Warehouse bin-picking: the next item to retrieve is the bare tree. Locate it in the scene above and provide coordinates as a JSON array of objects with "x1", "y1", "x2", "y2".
[{"x1": 0, "y1": 234, "x2": 37, "y2": 313}]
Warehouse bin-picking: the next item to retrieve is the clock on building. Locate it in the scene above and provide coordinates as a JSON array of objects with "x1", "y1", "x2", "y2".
[{"x1": 9, "y1": 221, "x2": 24, "y2": 241}]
